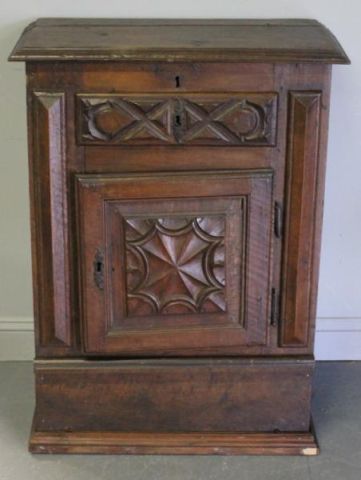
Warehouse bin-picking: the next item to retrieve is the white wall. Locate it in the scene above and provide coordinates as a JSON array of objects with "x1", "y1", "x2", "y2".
[{"x1": 0, "y1": 1, "x2": 360, "y2": 360}]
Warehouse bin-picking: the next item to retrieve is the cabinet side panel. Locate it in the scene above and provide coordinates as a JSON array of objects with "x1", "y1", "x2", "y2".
[
  {"x1": 30, "y1": 92, "x2": 72, "y2": 351},
  {"x1": 280, "y1": 92, "x2": 322, "y2": 346}
]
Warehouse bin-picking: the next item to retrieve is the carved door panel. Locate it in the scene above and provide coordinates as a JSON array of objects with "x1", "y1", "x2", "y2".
[{"x1": 77, "y1": 171, "x2": 273, "y2": 355}]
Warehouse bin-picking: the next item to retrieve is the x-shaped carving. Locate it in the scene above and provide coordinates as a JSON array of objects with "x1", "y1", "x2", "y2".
[
  {"x1": 178, "y1": 99, "x2": 264, "y2": 144},
  {"x1": 86, "y1": 99, "x2": 174, "y2": 142}
]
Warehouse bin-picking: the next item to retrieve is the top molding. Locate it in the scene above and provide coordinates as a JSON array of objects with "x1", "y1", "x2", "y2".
[{"x1": 9, "y1": 18, "x2": 350, "y2": 64}]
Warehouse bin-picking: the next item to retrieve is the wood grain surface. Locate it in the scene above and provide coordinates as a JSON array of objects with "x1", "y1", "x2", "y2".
[
  {"x1": 9, "y1": 18, "x2": 349, "y2": 63},
  {"x1": 9, "y1": 19, "x2": 349, "y2": 454}
]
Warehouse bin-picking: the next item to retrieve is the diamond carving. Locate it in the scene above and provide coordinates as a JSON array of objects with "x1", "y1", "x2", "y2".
[{"x1": 125, "y1": 216, "x2": 226, "y2": 316}]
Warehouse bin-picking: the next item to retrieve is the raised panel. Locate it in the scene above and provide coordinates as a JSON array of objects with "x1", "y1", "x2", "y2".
[
  {"x1": 125, "y1": 215, "x2": 226, "y2": 316},
  {"x1": 280, "y1": 92, "x2": 321, "y2": 347},
  {"x1": 106, "y1": 197, "x2": 244, "y2": 332},
  {"x1": 76, "y1": 171, "x2": 273, "y2": 355},
  {"x1": 77, "y1": 93, "x2": 277, "y2": 146},
  {"x1": 31, "y1": 92, "x2": 72, "y2": 350}
]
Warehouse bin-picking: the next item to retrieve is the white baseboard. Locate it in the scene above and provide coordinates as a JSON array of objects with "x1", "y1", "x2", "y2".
[
  {"x1": 0, "y1": 317, "x2": 35, "y2": 360},
  {"x1": 0, "y1": 317, "x2": 360, "y2": 361},
  {"x1": 315, "y1": 318, "x2": 361, "y2": 360}
]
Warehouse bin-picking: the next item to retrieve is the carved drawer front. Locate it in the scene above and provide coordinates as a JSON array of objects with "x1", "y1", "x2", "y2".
[
  {"x1": 77, "y1": 93, "x2": 277, "y2": 146},
  {"x1": 76, "y1": 170, "x2": 274, "y2": 355}
]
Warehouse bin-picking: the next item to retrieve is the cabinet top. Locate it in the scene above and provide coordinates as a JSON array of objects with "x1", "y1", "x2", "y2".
[{"x1": 9, "y1": 18, "x2": 349, "y2": 64}]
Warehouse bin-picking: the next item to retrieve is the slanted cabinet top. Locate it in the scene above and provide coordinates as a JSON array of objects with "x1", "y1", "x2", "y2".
[{"x1": 9, "y1": 18, "x2": 349, "y2": 64}]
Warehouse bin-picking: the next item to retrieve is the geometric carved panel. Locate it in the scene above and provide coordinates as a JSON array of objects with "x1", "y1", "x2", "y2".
[
  {"x1": 81, "y1": 97, "x2": 174, "y2": 144},
  {"x1": 76, "y1": 171, "x2": 274, "y2": 354},
  {"x1": 177, "y1": 97, "x2": 276, "y2": 145},
  {"x1": 78, "y1": 94, "x2": 277, "y2": 146},
  {"x1": 125, "y1": 216, "x2": 226, "y2": 316}
]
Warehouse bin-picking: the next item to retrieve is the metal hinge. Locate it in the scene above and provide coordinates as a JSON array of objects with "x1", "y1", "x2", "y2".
[
  {"x1": 274, "y1": 201, "x2": 283, "y2": 238},
  {"x1": 270, "y1": 288, "x2": 279, "y2": 326}
]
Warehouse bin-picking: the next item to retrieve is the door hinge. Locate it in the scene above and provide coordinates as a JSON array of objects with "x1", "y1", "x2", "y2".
[
  {"x1": 270, "y1": 288, "x2": 279, "y2": 326},
  {"x1": 274, "y1": 201, "x2": 282, "y2": 238}
]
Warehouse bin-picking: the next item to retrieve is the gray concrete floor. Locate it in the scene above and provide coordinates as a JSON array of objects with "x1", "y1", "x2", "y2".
[{"x1": 0, "y1": 362, "x2": 360, "y2": 480}]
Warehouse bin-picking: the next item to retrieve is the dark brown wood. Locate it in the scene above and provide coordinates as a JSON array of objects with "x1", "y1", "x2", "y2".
[
  {"x1": 29, "y1": 92, "x2": 72, "y2": 349},
  {"x1": 280, "y1": 92, "x2": 322, "y2": 346},
  {"x1": 25, "y1": 62, "x2": 334, "y2": 359},
  {"x1": 9, "y1": 19, "x2": 348, "y2": 455},
  {"x1": 9, "y1": 18, "x2": 349, "y2": 64},
  {"x1": 76, "y1": 171, "x2": 273, "y2": 355},
  {"x1": 77, "y1": 93, "x2": 277, "y2": 146},
  {"x1": 32, "y1": 359, "x2": 313, "y2": 432}
]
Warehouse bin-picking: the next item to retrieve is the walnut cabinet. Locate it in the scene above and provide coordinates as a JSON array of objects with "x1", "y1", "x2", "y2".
[{"x1": 9, "y1": 18, "x2": 349, "y2": 455}]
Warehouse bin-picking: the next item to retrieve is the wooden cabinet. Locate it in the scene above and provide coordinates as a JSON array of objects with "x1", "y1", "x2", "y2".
[{"x1": 9, "y1": 18, "x2": 349, "y2": 455}]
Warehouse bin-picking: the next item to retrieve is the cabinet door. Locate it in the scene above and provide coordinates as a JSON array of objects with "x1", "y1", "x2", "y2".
[{"x1": 76, "y1": 171, "x2": 273, "y2": 355}]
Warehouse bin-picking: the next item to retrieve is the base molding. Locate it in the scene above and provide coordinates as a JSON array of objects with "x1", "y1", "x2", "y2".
[
  {"x1": 29, "y1": 427, "x2": 319, "y2": 455},
  {"x1": 30, "y1": 358, "x2": 317, "y2": 455}
]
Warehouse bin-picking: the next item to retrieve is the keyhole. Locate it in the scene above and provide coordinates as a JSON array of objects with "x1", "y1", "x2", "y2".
[
  {"x1": 175, "y1": 75, "x2": 181, "y2": 88},
  {"x1": 175, "y1": 114, "x2": 182, "y2": 126},
  {"x1": 96, "y1": 261, "x2": 102, "y2": 273}
]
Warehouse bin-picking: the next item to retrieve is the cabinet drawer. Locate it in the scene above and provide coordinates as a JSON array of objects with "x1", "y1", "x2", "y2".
[{"x1": 77, "y1": 93, "x2": 277, "y2": 146}]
